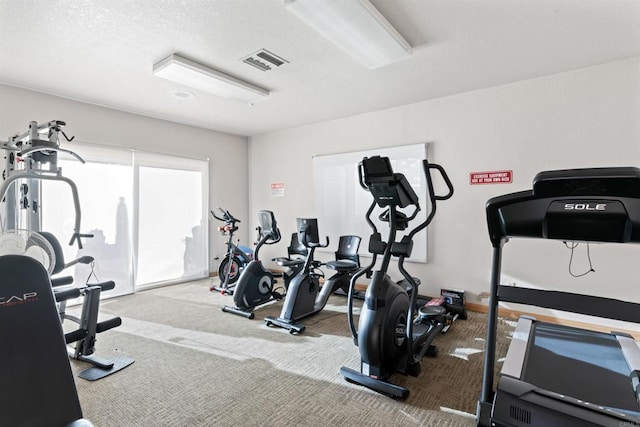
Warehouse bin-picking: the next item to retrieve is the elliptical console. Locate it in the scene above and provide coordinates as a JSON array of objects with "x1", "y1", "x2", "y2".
[{"x1": 339, "y1": 155, "x2": 454, "y2": 399}]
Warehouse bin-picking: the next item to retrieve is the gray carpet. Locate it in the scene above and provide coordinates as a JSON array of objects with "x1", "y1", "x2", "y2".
[{"x1": 71, "y1": 279, "x2": 515, "y2": 426}]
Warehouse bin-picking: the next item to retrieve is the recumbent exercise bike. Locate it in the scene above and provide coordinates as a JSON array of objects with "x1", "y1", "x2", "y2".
[{"x1": 265, "y1": 219, "x2": 361, "y2": 334}]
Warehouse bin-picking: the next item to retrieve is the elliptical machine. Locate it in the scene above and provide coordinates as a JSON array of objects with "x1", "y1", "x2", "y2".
[
  {"x1": 210, "y1": 207, "x2": 253, "y2": 294},
  {"x1": 340, "y1": 155, "x2": 454, "y2": 399},
  {"x1": 265, "y1": 219, "x2": 360, "y2": 334},
  {"x1": 222, "y1": 210, "x2": 284, "y2": 319}
]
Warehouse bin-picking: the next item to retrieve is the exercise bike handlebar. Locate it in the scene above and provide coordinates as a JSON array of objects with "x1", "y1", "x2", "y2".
[
  {"x1": 303, "y1": 236, "x2": 330, "y2": 249},
  {"x1": 211, "y1": 207, "x2": 240, "y2": 224}
]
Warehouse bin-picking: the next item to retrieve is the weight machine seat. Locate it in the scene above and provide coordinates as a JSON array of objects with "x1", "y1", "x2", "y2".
[{"x1": 0, "y1": 255, "x2": 93, "y2": 427}]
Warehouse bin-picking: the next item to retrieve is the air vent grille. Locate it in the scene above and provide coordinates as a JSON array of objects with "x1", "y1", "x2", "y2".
[
  {"x1": 241, "y1": 49, "x2": 288, "y2": 72},
  {"x1": 509, "y1": 405, "x2": 532, "y2": 424}
]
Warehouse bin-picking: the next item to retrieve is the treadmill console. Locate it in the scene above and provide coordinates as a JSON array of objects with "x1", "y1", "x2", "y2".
[{"x1": 533, "y1": 167, "x2": 640, "y2": 197}]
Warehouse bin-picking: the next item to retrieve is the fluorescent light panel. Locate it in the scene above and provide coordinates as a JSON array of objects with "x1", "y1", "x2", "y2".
[
  {"x1": 153, "y1": 54, "x2": 270, "y2": 103},
  {"x1": 285, "y1": 0, "x2": 412, "y2": 69}
]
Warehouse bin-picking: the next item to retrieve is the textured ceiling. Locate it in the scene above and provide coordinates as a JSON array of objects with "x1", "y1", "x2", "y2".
[{"x1": 1, "y1": 0, "x2": 639, "y2": 137}]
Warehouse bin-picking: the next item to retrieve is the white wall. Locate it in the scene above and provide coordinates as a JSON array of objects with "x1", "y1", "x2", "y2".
[
  {"x1": 0, "y1": 84, "x2": 249, "y2": 274},
  {"x1": 249, "y1": 57, "x2": 640, "y2": 323}
]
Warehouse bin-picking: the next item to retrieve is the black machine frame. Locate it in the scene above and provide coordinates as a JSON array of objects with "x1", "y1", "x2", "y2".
[
  {"x1": 477, "y1": 167, "x2": 640, "y2": 427},
  {"x1": 221, "y1": 210, "x2": 283, "y2": 319},
  {"x1": 340, "y1": 155, "x2": 456, "y2": 399},
  {"x1": 210, "y1": 207, "x2": 253, "y2": 294}
]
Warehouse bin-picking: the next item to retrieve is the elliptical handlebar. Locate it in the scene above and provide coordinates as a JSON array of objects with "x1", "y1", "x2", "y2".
[
  {"x1": 406, "y1": 159, "x2": 454, "y2": 240},
  {"x1": 358, "y1": 161, "x2": 368, "y2": 190},
  {"x1": 424, "y1": 160, "x2": 454, "y2": 202}
]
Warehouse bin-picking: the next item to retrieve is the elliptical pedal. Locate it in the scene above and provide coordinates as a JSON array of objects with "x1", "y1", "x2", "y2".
[{"x1": 340, "y1": 366, "x2": 410, "y2": 400}]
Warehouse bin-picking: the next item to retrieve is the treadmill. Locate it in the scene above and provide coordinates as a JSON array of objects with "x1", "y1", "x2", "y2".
[{"x1": 476, "y1": 167, "x2": 640, "y2": 427}]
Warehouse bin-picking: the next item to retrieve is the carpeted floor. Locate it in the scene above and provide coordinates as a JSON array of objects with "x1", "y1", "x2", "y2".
[{"x1": 71, "y1": 279, "x2": 515, "y2": 427}]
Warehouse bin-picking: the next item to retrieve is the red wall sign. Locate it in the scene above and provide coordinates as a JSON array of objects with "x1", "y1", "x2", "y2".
[
  {"x1": 470, "y1": 170, "x2": 512, "y2": 185},
  {"x1": 271, "y1": 182, "x2": 285, "y2": 197}
]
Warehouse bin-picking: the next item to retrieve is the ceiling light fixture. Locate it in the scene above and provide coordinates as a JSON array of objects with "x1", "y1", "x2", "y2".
[
  {"x1": 168, "y1": 89, "x2": 195, "y2": 100},
  {"x1": 284, "y1": 0, "x2": 412, "y2": 70},
  {"x1": 153, "y1": 54, "x2": 270, "y2": 103}
]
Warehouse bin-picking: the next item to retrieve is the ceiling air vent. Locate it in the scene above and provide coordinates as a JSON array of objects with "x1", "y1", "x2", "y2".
[{"x1": 242, "y1": 49, "x2": 288, "y2": 72}]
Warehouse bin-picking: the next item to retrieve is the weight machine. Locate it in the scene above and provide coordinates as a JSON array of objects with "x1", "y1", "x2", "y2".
[
  {"x1": 1, "y1": 120, "x2": 133, "y2": 377},
  {"x1": 1, "y1": 119, "x2": 89, "y2": 246}
]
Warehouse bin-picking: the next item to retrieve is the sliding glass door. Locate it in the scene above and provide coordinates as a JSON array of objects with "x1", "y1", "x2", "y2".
[
  {"x1": 40, "y1": 143, "x2": 208, "y2": 296},
  {"x1": 135, "y1": 152, "x2": 208, "y2": 288}
]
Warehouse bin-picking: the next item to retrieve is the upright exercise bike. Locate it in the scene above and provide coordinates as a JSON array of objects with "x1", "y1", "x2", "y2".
[
  {"x1": 210, "y1": 207, "x2": 253, "y2": 294},
  {"x1": 340, "y1": 155, "x2": 454, "y2": 399},
  {"x1": 265, "y1": 219, "x2": 361, "y2": 334},
  {"x1": 222, "y1": 210, "x2": 284, "y2": 319}
]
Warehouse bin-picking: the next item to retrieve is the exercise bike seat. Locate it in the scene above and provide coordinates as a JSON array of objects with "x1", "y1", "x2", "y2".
[
  {"x1": 274, "y1": 257, "x2": 305, "y2": 268},
  {"x1": 326, "y1": 259, "x2": 359, "y2": 272}
]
